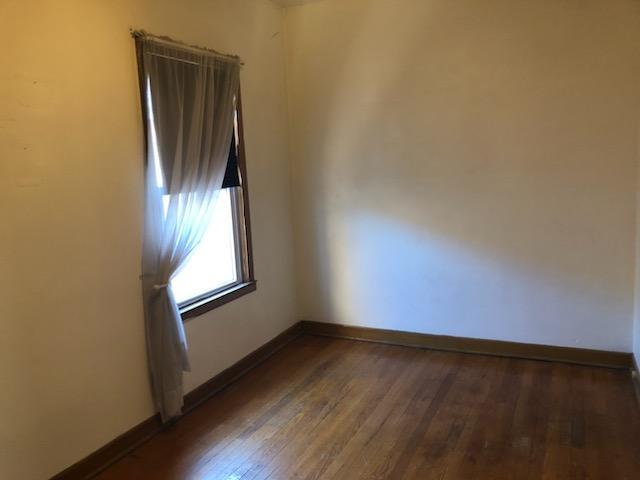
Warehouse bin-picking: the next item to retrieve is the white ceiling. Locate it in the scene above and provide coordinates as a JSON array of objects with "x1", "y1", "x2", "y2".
[{"x1": 271, "y1": 0, "x2": 325, "y2": 7}]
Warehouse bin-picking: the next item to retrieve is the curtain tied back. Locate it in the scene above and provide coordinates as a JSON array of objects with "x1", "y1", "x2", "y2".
[{"x1": 136, "y1": 34, "x2": 240, "y2": 422}]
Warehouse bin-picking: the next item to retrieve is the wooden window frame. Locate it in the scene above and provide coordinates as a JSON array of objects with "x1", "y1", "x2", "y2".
[{"x1": 180, "y1": 90, "x2": 256, "y2": 320}]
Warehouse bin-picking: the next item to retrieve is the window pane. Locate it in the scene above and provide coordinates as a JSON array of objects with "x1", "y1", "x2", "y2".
[{"x1": 171, "y1": 188, "x2": 238, "y2": 304}]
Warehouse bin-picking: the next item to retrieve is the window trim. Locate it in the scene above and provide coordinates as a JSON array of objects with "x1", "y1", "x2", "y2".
[
  {"x1": 181, "y1": 280, "x2": 257, "y2": 320},
  {"x1": 179, "y1": 89, "x2": 256, "y2": 320}
]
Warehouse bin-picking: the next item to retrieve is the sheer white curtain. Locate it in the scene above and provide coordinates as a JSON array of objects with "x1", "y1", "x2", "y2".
[{"x1": 137, "y1": 36, "x2": 240, "y2": 421}]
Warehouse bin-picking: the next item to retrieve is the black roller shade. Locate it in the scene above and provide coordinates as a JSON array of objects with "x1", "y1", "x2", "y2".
[{"x1": 222, "y1": 133, "x2": 241, "y2": 188}]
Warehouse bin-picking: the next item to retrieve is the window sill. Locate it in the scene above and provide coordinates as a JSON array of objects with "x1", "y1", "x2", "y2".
[{"x1": 180, "y1": 280, "x2": 257, "y2": 321}]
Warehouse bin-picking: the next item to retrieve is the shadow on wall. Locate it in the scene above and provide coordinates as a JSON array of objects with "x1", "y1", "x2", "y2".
[
  {"x1": 290, "y1": 0, "x2": 639, "y2": 351},
  {"x1": 330, "y1": 212, "x2": 631, "y2": 349}
]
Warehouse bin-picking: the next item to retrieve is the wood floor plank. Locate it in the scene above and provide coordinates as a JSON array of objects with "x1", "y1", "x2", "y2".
[
  {"x1": 94, "y1": 335, "x2": 640, "y2": 480},
  {"x1": 204, "y1": 341, "x2": 386, "y2": 480},
  {"x1": 400, "y1": 354, "x2": 502, "y2": 480},
  {"x1": 268, "y1": 343, "x2": 419, "y2": 479},
  {"x1": 323, "y1": 349, "x2": 455, "y2": 479}
]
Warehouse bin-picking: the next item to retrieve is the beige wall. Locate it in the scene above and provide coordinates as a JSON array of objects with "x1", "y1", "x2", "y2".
[
  {"x1": 0, "y1": 1, "x2": 296, "y2": 478},
  {"x1": 635, "y1": 126, "x2": 640, "y2": 367},
  {"x1": 285, "y1": 0, "x2": 640, "y2": 351},
  {"x1": 3, "y1": 0, "x2": 640, "y2": 477}
]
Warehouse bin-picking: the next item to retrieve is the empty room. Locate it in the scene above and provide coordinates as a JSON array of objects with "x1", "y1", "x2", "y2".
[{"x1": 3, "y1": 0, "x2": 640, "y2": 478}]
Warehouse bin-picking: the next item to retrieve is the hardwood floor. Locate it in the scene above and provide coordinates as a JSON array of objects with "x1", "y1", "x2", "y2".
[{"x1": 95, "y1": 335, "x2": 640, "y2": 480}]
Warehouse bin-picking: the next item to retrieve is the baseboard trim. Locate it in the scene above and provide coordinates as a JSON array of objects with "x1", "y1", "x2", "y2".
[
  {"x1": 632, "y1": 355, "x2": 640, "y2": 410},
  {"x1": 300, "y1": 321, "x2": 633, "y2": 370},
  {"x1": 50, "y1": 322, "x2": 303, "y2": 480},
  {"x1": 182, "y1": 322, "x2": 302, "y2": 413}
]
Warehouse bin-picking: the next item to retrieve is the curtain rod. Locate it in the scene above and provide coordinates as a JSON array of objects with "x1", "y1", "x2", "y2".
[{"x1": 130, "y1": 29, "x2": 244, "y2": 66}]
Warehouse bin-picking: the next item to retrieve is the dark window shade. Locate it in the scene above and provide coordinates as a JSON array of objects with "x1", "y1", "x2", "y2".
[{"x1": 222, "y1": 132, "x2": 241, "y2": 188}]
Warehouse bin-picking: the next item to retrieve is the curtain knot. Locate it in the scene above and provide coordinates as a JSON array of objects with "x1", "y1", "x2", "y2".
[{"x1": 153, "y1": 283, "x2": 169, "y2": 290}]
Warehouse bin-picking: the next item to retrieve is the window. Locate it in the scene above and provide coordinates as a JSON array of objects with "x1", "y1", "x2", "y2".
[
  {"x1": 148, "y1": 90, "x2": 256, "y2": 318},
  {"x1": 171, "y1": 188, "x2": 240, "y2": 304}
]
